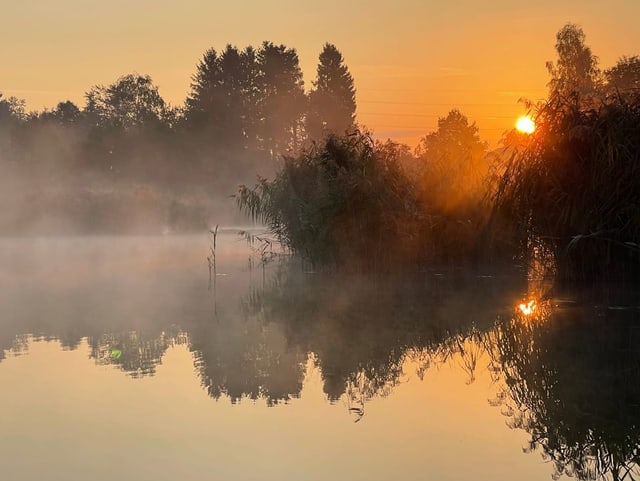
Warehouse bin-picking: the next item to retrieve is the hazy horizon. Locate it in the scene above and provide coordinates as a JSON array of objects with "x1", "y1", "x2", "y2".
[{"x1": 4, "y1": 0, "x2": 640, "y2": 146}]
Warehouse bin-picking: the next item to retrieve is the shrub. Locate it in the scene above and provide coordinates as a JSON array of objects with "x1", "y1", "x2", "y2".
[
  {"x1": 236, "y1": 131, "x2": 424, "y2": 271},
  {"x1": 492, "y1": 96, "x2": 640, "y2": 284}
]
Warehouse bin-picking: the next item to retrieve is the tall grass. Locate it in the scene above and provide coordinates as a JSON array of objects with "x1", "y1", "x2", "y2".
[
  {"x1": 492, "y1": 95, "x2": 640, "y2": 284},
  {"x1": 235, "y1": 131, "x2": 424, "y2": 271}
]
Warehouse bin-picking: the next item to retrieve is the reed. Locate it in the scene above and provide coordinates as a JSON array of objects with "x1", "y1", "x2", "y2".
[
  {"x1": 235, "y1": 131, "x2": 424, "y2": 271},
  {"x1": 492, "y1": 94, "x2": 640, "y2": 284}
]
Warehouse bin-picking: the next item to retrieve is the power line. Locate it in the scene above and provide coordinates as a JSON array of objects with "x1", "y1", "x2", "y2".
[
  {"x1": 358, "y1": 100, "x2": 531, "y2": 107},
  {"x1": 358, "y1": 111, "x2": 517, "y2": 119}
]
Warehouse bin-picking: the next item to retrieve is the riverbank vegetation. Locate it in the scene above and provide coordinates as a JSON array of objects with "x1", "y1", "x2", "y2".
[
  {"x1": 492, "y1": 24, "x2": 640, "y2": 285},
  {"x1": 0, "y1": 42, "x2": 356, "y2": 233},
  {"x1": 238, "y1": 24, "x2": 640, "y2": 286},
  {"x1": 3, "y1": 24, "x2": 639, "y2": 285}
]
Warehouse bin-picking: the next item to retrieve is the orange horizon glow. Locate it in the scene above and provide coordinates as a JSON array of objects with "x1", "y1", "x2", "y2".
[{"x1": 2, "y1": 2, "x2": 640, "y2": 148}]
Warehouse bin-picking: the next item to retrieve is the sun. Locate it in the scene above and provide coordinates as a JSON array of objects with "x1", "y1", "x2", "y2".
[{"x1": 516, "y1": 115, "x2": 535, "y2": 134}]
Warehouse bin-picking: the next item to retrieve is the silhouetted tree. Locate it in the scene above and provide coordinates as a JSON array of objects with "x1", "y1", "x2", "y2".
[
  {"x1": 0, "y1": 94, "x2": 27, "y2": 162},
  {"x1": 48, "y1": 100, "x2": 82, "y2": 125},
  {"x1": 605, "y1": 55, "x2": 640, "y2": 100},
  {"x1": 85, "y1": 73, "x2": 170, "y2": 130},
  {"x1": 416, "y1": 109, "x2": 488, "y2": 212},
  {"x1": 256, "y1": 41, "x2": 306, "y2": 157},
  {"x1": 82, "y1": 74, "x2": 175, "y2": 176},
  {"x1": 185, "y1": 45, "x2": 260, "y2": 150},
  {"x1": 414, "y1": 110, "x2": 489, "y2": 262},
  {"x1": 0, "y1": 93, "x2": 26, "y2": 126},
  {"x1": 546, "y1": 23, "x2": 600, "y2": 102},
  {"x1": 307, "y1": 43, "x2": 356, "y2": 141}
]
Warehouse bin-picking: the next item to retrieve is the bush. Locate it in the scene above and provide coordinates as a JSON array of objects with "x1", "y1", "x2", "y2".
[
  {"x1": 236, "y1": 131, "x2": 424, "y2": 271},
  {"x1": 492, "y1": 96, "x2": 640, "y2": 284}
]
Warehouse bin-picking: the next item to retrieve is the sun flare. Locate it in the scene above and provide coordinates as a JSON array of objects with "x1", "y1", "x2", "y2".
[
  {"x1": 516, "y1": 115, "x2": 535, "y2": 134},
  {"x1": 518, "y1": 300, "x2": 537, "y2": 316}
]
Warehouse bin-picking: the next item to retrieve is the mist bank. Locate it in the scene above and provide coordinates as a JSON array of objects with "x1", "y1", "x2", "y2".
[
  {"x1": 0, "y1": 160, "x2": 252, "y2": 235},
  {"x1": 0, "y1": 42, "x2": 356, "y2": 235}
]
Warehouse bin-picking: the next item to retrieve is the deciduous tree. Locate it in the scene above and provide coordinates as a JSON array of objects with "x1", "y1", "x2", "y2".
[
  {"x1": 546, "y1": 23, "x2": 600, "y2": 102},
  {"x1": 605, "y1": 55, "x2": 640, "y2": 100}
]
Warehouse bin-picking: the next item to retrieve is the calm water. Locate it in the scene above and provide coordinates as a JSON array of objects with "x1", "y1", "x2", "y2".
[{"x1": 0, "y1": 233, "x2": 638, "y2": 481}]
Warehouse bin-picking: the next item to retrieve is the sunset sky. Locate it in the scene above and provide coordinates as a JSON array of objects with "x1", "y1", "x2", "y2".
[{"x1": 3, "y1": 0, "x2": 640, "y2": 147}]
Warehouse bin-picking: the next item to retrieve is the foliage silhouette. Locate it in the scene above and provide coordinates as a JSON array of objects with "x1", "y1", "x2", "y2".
[
  {"x1": 307, "y1": 43, "x2": 357, "y2": 141},
  {"x1": 546, "y1": 23, "x2": 600, "y2": 103},
  {"x1": 493, "y1": 95, "x2": 640, "y2": 284},
  {"x1": 492, "y1": 24, "x2": 640, "y2": 285},
  {"x1": 236, "y1": 130, "x2": 423, "y2": 270},
  {"x1": 488, "y1": 298, "x2": 640, "y2": 480},
  {"x1": 605, "y1": 56, "x2": 640, "y2": 101}
]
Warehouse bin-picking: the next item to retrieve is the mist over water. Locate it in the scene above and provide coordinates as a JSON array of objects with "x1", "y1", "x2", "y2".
[
  {"x1": 2, "y1": 20, "x2": 640, "y2": 481},
  {"x1": 1, "y1": 233, "x2": 638, "y2": 480}
]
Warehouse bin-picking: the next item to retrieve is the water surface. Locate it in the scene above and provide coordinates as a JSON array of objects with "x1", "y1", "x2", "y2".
[{"x1": 1, "y1": 234, "x2": 638, "y2": 481}]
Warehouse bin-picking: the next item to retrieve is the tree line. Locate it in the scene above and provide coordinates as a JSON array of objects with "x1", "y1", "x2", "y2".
[
  {"x1": 238, "y1": 23, "x2": 640, "y2": 284},
  {"x1": 494, "y1": 23, "x2": 640, "y2": 285},
  {"x1": 0, "y1": 42, "x2": 357, "y2": 233},
  {"x1": 1, "y1": 42, "x2": 356, "y2": 178}
]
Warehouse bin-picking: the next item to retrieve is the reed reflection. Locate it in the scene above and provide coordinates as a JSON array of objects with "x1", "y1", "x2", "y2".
[
  {"x1": 0, "y1": 255, "x2": 524, "y2": 412},
  {"x1": 487, "y1": 296, "x2": 640, "y2": 480},
  {"x1": 237, "y1": 265, "x2": 523, "y2": 409}
]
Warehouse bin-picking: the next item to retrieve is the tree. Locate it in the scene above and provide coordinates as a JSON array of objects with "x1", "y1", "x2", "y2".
[
  {"x1": 605, "y1": 55, "x2": 640, "y2": 100},
  {"x1": 37, "y1": 100, "x2": 83, "y2": 125},
  {"x1": 0, "y1": 93, "x2": 26, "y2": 126},
  {"x1": 546, "y1": 23, "x2": 600, "y2": 101},
  {"x1": 416, "y1": 110, "x2": 488, "y2": 212},
  {"x1": 51, "y1": 100, "x2": 82, "y2": 124},
  {"x1": 307, "y1": 43, "x2": 356, "y2": 141},
  {"x1": 82, "y1": 74, "x2": 173, "y2": 175},
  {"x1": 84, "y1": 74, "x2": 169, "y2": 130},
  {"x1": 256, "y1": 41, "x2": 306, "y2": 157},
  {"x1": 0, "y1": 94, "x2": 27, "y2": 160},
  {"x1": 185, "y1": 45, "x2": 260, "y2": 150}
]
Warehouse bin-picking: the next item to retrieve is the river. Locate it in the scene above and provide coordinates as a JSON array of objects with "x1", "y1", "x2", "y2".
[{"x1": 0, "y1": 233, "x2": 637, "y2": 481}]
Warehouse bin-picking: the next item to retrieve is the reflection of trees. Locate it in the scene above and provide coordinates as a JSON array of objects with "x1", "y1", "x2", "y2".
[
  {"x1": 488, "y1": 301, "x2": 640, "y2": 480},
  {"x1": 189, "y1": 317, "x2": 307, "y2": 406},
  {"x1": 242, "y1": 266, "x2": 524, "y2": 413},
  {"x1": 89, "y1": 328, "x2": 187, "y2": 378},
  {"x1": 0, "y1": 246, "x2": 525, "y2": 411}
]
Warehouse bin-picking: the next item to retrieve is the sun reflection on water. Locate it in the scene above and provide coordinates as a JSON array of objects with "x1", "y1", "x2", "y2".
[{"x1": 518, "y1": 300, "x2": 537, "y2": 316}]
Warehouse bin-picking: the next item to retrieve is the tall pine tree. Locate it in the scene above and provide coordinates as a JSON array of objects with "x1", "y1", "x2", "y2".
[
  {"x1": 185, "y1": 45, "x2": 259, "y2": 150},
  {"x1": 307, "y1": 44, "x2": 356, "y2": 141},
  {"x1": 256, "y1": 41, "x2": 306, "y2": 157}
]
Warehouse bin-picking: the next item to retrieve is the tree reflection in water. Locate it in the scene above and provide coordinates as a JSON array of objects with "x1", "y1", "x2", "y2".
[
  {"x1": 487, "y1": 296, "x2": 640, "y2": 480},
  {"x1": 238, "y1": 264, "x2": 521, "y2": 412},
  {"x1": 2, "y1": 244, "x2": 639, "y2": 479},
  {"x1": 91, "y1": 328, "x2": 188, "y2": 378},
  {"x1": 18, "y1": 247, "x2": 640, "y2": 480},
  {"x1": 0, "y1": 262, "x2": 524, "y2": 410}
]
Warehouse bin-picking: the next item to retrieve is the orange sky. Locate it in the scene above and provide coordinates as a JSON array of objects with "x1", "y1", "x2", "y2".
[{"x1": 2, "y1": 0, "x2": 640, "y2": 147}]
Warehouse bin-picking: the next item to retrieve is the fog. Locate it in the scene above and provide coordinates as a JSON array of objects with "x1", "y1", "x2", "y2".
[
  {"x1": 0, "y1": 125, "x2": 259, "y2": 235},
  {"x1": 0, "y1": 233, "x2": 526, "y2": 398},
  {"x1": 0, "y1": 42, "x2": 358, "y2": 236}
]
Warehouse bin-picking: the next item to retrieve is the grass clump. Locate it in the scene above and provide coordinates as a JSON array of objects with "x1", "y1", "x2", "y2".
[
  {"x1": 235, "y1": 131, "x2": 424, "y2": 271},
  {"x1": 492, "y1": 96, "x2": 640, "y2": 284}
]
